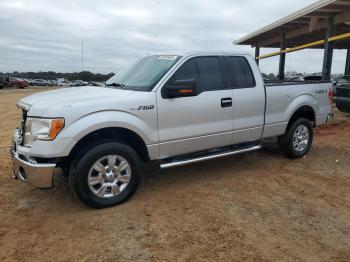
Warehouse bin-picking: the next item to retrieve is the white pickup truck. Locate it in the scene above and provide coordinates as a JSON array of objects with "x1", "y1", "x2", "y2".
[{"x1": 12, "y1": 51, "x2": 333, "y2": 208}]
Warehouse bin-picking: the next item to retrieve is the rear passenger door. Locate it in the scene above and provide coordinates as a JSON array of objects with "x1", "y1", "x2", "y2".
[
  {"x1": 156, "y1": 56, "x2": 234, "y2": 158},
  {"x1": 223, "y1": 56, "x2": 265, "y2": 144}
]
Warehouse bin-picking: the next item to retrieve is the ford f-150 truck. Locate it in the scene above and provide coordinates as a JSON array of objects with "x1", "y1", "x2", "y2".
[{"x1": 11, "y1": 51, "x2": 333, "y2": 208}]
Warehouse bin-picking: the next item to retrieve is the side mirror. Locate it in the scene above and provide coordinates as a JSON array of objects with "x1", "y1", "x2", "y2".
[{"x1": 164, "y1": 79, "x2": 197, "y2": 98}]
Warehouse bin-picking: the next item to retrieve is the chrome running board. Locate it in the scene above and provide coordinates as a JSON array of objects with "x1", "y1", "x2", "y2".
[{"x1": 160, "y1": 145, "x2": 262, "y2": 169}]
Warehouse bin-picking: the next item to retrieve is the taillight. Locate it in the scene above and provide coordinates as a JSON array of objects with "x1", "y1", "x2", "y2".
[{"x1": 327, "y1": 88, "x2": 334, "y2": 105}]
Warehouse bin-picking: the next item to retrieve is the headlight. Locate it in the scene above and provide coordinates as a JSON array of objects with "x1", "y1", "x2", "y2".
[{"x1": 24, "y1": 117, "x2": 65, "y2": 145}]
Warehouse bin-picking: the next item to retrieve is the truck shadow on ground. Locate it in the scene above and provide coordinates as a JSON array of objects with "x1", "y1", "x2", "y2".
[{"x1": 37, "y1": 146, "x2": 285, "y2": 210}]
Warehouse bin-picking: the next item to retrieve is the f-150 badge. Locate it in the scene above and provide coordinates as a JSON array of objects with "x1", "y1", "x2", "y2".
[{"x1": 131, "y1": 105, "x2": 155, "y2": 110}]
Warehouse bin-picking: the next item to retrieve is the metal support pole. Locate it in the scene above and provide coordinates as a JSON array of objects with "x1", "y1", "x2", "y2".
[
  {"x1": 322, "y1": 16, "x2": 334, "y2": 80},
  {"x1": 345, "y1": 48, "x2": 350, "y2": 75},
  {"x1": 278, "y1": 33, "x2": 286, "y2": 80},
  {"x1": 81, "y1": 38, "x2": 84, "y2": 72},
  {"x1": 255, "y1": 45, "x2": 260, "y2": 65}
]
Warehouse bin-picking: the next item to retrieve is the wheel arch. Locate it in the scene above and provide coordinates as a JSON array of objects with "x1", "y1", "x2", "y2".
[
  {"x1": 287, "y1": 105, "x2": 316, "y2": 129},
  {"x1": 68, "y1": 127, "x2": 150, "y2": 163}
]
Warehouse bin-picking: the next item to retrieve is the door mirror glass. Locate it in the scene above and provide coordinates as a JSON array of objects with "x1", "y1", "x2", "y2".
[{"x1": 165, "y1": 79, "x2": 197, "y2": 98}]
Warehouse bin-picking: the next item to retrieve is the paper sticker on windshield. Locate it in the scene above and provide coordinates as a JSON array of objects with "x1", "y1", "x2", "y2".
[{"x1": 158, "y1": 55, "x2": 178, "y2": 61}]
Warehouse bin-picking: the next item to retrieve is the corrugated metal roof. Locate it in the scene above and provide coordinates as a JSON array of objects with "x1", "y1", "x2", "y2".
[{"x1": 234, "y1": 0, "x2": 350, "y2": 49}]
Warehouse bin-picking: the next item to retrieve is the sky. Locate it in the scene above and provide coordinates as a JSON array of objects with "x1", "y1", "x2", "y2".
[{"x1": 0, "y1": 0, "x2": 347, "y2": 74}]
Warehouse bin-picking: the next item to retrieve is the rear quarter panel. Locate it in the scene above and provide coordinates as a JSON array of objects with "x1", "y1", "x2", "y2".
[{"x1": 263, "y1": 82, "x2": 332, "y2": 138}]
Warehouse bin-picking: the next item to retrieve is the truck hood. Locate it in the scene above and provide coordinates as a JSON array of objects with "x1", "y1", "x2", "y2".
[{"x1": 18, "y1": 86, "x2": 135, "y2": 116}]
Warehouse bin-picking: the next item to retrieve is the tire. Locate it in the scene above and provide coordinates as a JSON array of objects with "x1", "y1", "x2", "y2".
[
  {"x1": 278, "y1": 118, "x2": 313, "y2": 158},
  {"x1": 69, "y1": 142, "x2": 141, "y2": 208}
]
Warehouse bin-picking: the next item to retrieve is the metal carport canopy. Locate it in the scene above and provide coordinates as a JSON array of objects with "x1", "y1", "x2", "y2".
[
  {"x1": 234, "y1": 0, "x2": 350, "y2": 80},
  {"x1": 234, "y1": 0, "x2": 350, "y2": 49}
]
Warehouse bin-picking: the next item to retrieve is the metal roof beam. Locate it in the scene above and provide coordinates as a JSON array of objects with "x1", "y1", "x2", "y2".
[
  {"x1": 258, "y1": 11, "x2": 350, "y2": 46},
  {"x1": 336, "y1": 1, "x2": 350, "y2": 6},
  {"x1": 234, "y1": 0, "x2": 338, "y2": 45},
  {"x1": 256, "y1": 32, "x2": 350, "y2": 60}
]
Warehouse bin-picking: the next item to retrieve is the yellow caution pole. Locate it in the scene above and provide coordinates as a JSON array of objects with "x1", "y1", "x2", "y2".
[{"x1": 256, "y1": 32, "x2": 350, "y2": 60}]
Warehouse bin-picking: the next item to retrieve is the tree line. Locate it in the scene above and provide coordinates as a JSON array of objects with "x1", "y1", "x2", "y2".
[{"x1": 0, "y1": 71, "x2": 115, "y2": 82}]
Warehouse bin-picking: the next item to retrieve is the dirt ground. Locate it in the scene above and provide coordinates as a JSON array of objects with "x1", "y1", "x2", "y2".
[{"x1": 0, "y1": 88, "x2": 350, "y2": 261}]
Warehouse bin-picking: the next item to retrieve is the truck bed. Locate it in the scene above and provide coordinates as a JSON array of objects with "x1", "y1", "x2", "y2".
[{"x1": 262, "y1": 81, "x2": 332, "y2": 139}]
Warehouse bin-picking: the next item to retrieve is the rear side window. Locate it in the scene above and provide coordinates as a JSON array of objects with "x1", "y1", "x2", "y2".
[
  {"x1": 169, "y1": 56, "x2": 225, "y2": 92},
  {"x1": 225, "y1": 56, "x2": 255, "y2": 88}
]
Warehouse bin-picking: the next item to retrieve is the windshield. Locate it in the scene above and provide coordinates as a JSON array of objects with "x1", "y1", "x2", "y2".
[{"x1": 105, "y1": 55, "x2": 181, "y2": 91}]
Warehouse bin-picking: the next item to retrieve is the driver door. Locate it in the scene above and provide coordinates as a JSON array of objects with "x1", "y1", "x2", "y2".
[{"x1": 156, "y1": 56, "x2": 234, "y2": 159}]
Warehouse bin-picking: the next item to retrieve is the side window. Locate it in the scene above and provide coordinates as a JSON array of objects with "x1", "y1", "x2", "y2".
[
  {"x1": 195, "y1": 57, "x2": 225, "y2": 91},
  {"x1": 225, "y1": 56, "x2": 256, "y2": 88},
  {"x1": 172, "y1": 58, "x2": 198, "y2": 82},
  {"x1": 166, "y1": 56, "x2": 225, "y2": 93}
]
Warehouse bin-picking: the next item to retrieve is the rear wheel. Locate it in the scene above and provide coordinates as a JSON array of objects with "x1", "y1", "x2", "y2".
[
  {"x1": 278, "y1": 118, "x2": 313, "y2": 158},
  {"x1": 69, "y1": 142, "x2": 141, "y2": 208}
]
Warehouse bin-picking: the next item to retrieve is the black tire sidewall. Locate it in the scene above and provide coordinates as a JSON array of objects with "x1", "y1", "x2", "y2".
[
  {"x1": 70, "y1": 142, "x2": 141, "y2": 208},
  {"x1": 285, "y1": 118, "x2": 313, "y2": 158}
]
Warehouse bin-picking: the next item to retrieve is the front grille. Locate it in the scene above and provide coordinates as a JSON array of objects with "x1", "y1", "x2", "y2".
[
  {"x1": 337, "y1": 88, "x2": 350, "y2": 98},
  {"x1": 19, "y1": 109, "x2": 27, "y2": 146}
]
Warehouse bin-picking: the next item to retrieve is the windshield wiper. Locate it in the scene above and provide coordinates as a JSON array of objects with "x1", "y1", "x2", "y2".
[{"x1": 106, "y1": 83, "x2": 126, "y2": 88}]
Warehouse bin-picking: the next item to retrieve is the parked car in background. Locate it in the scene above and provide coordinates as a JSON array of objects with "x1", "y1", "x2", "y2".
[
  {"x1": 70, "y1": 80, "x2": 89, "y2": 87},
  {"x1": 0, "y1": 76, "x2": 5, "y2": 89},
  {"x1": 7, "y1": 77, "x2": 28, "y2": 89},
  {"x1": 287, "y1": 76, "x2": 304, "y2": 81},
  {"x1": 334, "y1": 75, "x2": 350, "y2": 113},
  {"x1": 33, "y1": 79, "x2": 48, "y2": 86},
  {"x1": 304, "y1": 75, "x2": 322, "y2": 81},
  {"x1": 48, "y1": 80, "x2": 58, "y2": 86},
  {"x1": 88, "y1": 81, "x2": 101, "y2": 86},
  {"x1": 27, "y1": 79, "x2": 35, "y2": 86},
  {"x1": 70, "y1": 80, "x2": 80, "y2": 87},
  {"x1": 58, "y1": 80, "x2": 71, "y2": 87}
]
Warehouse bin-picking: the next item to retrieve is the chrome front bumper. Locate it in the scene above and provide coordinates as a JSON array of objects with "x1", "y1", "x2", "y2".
[
  {"x1": 13, "y1": 153, "x2": 56, "y2": 189},
  {"x1": 326, "y1": 112, "x2": 334, "y2": 123},
  {"x1": 12, "y1": 126, "x2": 56, "y2": 189}
]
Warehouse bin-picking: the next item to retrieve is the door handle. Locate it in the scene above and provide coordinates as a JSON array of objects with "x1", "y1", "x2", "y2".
[{"x1": 221, "y1": 97, "x2": 232, "y2": 107}]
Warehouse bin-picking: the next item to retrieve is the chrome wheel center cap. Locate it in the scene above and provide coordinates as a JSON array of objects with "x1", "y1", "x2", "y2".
[{"x1": 104, "y1": 171, "x2": 115, "y2": 182}]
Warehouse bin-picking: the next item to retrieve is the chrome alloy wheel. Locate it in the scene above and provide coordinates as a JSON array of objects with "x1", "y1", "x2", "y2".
[
  {"x1": 87, "y1": 155, "x2": 131, "y2": 198},
  {"x1": 293, "y1": 125, "x2": 309, "y2": 152}
]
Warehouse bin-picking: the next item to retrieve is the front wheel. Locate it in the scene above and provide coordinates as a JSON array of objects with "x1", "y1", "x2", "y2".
[
  {"x1": 69, "y1": 142, "x2": 141, "y2": 208},
  {"x1": 278, "y1": 118, "x2": 313, "y2": 158}
]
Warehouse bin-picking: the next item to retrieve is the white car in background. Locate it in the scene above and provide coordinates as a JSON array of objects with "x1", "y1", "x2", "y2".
[
  {"x1": 58, "y1": 80, "x2": 72, "y2": 87},
  {"x1": 287, "y1": 76, "x2": 304, "y2": 81},
  {"x1": 33, "y1": 79, "x2": 48, "y2": 86}
]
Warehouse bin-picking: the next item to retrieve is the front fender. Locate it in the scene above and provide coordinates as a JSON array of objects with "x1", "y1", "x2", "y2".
[
  {"x1": 61, "y1": 110, "x2": 157, "y2": 143},
  {"x1": 55, "y1": 110, "x2": 158, "y2": 156}
]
